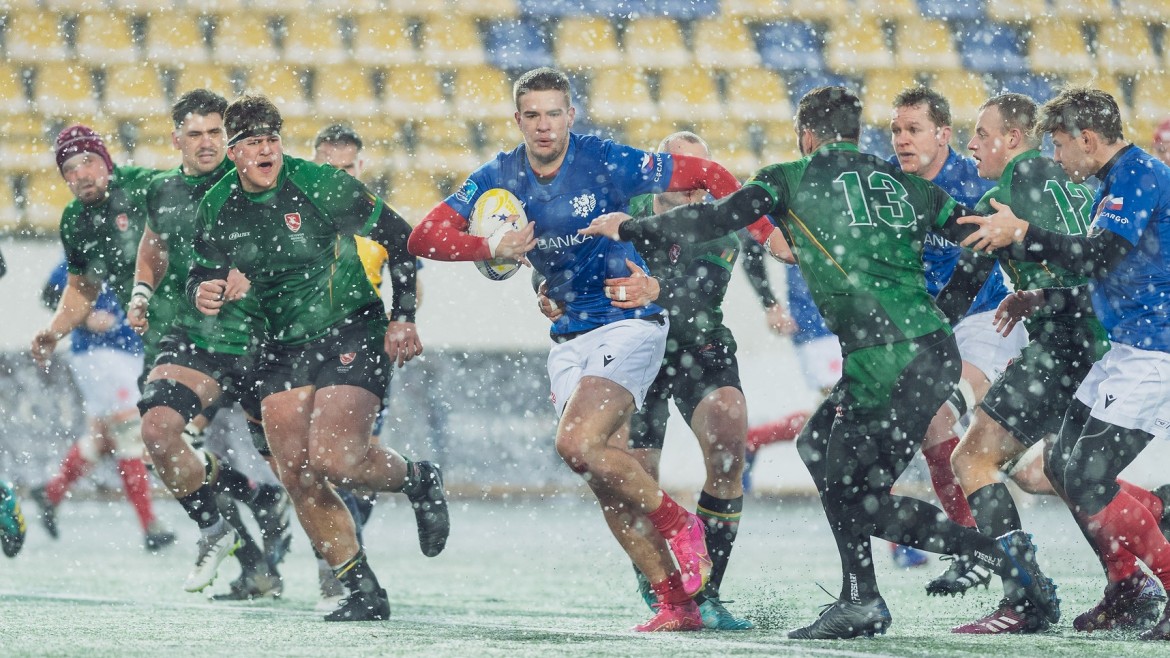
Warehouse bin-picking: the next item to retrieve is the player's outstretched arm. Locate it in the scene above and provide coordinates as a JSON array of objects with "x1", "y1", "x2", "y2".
[
  {"x1": 32, "y1": 273, "x2": 99, "y2": 367},
  {"x1": 408, "y1": 202, "x2": 493, "y2": 262},
  {"x1": 619, "y1": 184, "x2": 775, "y2": 246}
]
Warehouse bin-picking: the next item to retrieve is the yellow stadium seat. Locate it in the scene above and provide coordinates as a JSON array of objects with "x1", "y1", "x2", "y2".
[
  {"x1": 0, "y1": 116, "x2": 55, "y2": 172},
  {"x1": 246, "y1": 65, "x2": 311, "y2": 117},
  {"x1": 1095, "y1": 20, "x2": 1160, "y2": 75},
  {"x1": 273, "y1": 117, "x2": 319, "y2": 158},
  {"x1": 196, "y1": 0, "x2": 246, "y2": 12},
  {"x1": 554, "y1": 17, "x2": 622, "y2": 70},
  {"x1": 74, "y1": 14, "x2": 138, "y2": 65},
  {"x1": 587, "y1": 69, "x2": 657, "y2": 123},
  {"x1": 1121, "y1": 0, "x2": 1170, "y2": 21},
  {"x1": 282, "y1": 13, "x2": 348, "y2": 67},
  {"x1": 894, "y1": 18, "x2": 962, "y2": 72},
  {"x1": 33, "y1": 63, "x2": 100, "y2": 116},
  {"x1": 623, "y1": 17, "x2": 692, "y2": 69},
  {"x1": 786, "y1": 0, "x2": 853, "y2": 22},
  {"x1": 657, "y1": 69, "x2": 723, "y2": 122},
  {"x1": 1028, "y1": 20, "x2": 1094, "y2": 75},
  {"x1": 725, "y1": 68, "x2": 793, "y2": 124},
  {"x1": 986, "y1": 0, "x2": 1049, "y2": 22},
  {"x1": 404, "y1": 118, "x2": 479, "y2": 179},
  {"x1": 1050, "y1": 0, "x2": 1113, "y2": 22},
  {"x1": 103, "y1": 64, "x2": 170, "y2": 119},
  {"x1": 170, "y1": 63, "x2": 241, "y2": 99},
  {"x1": 692, "y1": 118, "x2": 759, "y2": 178},
  {"x1": 861, "y1": 69, "x2": 921, "y2": 125},
  {"x1": 382, "y1": 65, "x2": 449, "y2": 121},
  {"x1": 310, "y1": 0, "x2": 383, "y2": 14},
  {"x1": 0, "y1": 175, "x2": 19, "y2": 231},
  {"x1": 758, "y1": 118, "x2": 801, "y2": 165},
  {"x1": 5, "y1": 11, "x2": 71, "y2": 63},
  {"x1": 0, "y1": 65, "x2": 32, "y2": 116},
  {"x1": 1062, "y1": 71, "x2": 1126, "y2": 109},
  {"x1": 210, "y1": 14, "x2": 281, "y2": 66},
  {"x1": 351, "y1": 14, "x2": 418, "y2": 66},
  {"x1": 43, "y1": 0, "x2": 111, "y2": 12},
  {"x1": 144, "y1": 13, "x2": 211, "y2": 66},
  {"x1": 1131, "y1": 73, "x2": 1170, "y2": 122},
  {"x1": 457, "y1": 0, "x2": 518, "y2": 19},
  {"x1": 19, "y1": 170, "x2": 76, "y2": 232},
  {"x1": 387, "y1": 0, "x2": 516, "y2": 18},
  {"x1": 313, "y1": 65, "x2": 380, "y2": 118},
  {"x1": 451, "y1": 66, "x2": 514, "y2": 121},
  {"x1": 720, "y1": 0, "x2": 787, "y2": 19},
  {"x1": 693, "y1": 16, "x2": 761, "y2": 69},
  {"x1": 620, "y1": 117, "x2": 679, "y2": 151},
  {"x1": 386, "y1": 170, "x2": 445, "y2": 221},
  {"x1": 420, "y1": 17, "x2": 485, "y2": 67},
  {"x1": 476, "y1": 118, "x2": 521, "y2": 154},
  {"x1": 930, "y1": 70, "x2": 989, "y2": 124},
  {"x1": 855, "y1": 0, "x2": 920, "y2": 21},
  {"x1": 826, "y1": 18, "x2": 895, "y2": 73},
  {"x1": 127, "y1": 140, "x2": 179, "y2": 170}
]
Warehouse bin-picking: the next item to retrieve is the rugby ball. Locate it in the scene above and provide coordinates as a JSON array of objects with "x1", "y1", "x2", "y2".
[{"x1": 468, "y1": 188, "x2": 528, "y2": 281}]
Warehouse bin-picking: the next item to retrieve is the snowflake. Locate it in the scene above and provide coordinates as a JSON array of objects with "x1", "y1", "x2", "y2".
[{"x1": 570, "y1": 193, "x2": 597, "y2": 218}]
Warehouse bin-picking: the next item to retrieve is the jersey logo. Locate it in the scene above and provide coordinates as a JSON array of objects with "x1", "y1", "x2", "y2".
[
  {"x1": 115, "y1": 213, "x2": 129, "y2": 231},
  {"x1": 339, "y1": 352, "x2": 356, "y2": 365},
  {"x1": 668, "y1": 244, "x2": 681, "y2": 264},
  {"x1": 284, "y1": 212, "x2": 302, "y2": 232},
  {"x1": 571, "y1": 193, "x2": 597, "y2": 218},
  {"x1": 455, "y1": 178, "x2": 478, "y2": 204},
  {"x1": 1105, "y1": 196, "x2": 1124, "y2": 211},
  {"x1": 639, "y1": 153, "x2": 653, "y2": 172}
]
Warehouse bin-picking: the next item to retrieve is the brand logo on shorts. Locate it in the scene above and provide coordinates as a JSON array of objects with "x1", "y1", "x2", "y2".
[
  {"x1": 603, "y1": 354, "x2": 614, "y2": 367},
  {"x1": 668, "y1": 243, "x2": 681, "y2": 264},
  {"x1": 1156, "y1": 418, "x2": 1169, "y2": 429},
  {"x1": 339, "y1": 352, "x2": 356, "y2": 365},
  {"x1": 1105, "y1": 394, "x2": 1116, "y2": 408},
  {"x1": 285, "y1": 212, "x2": 302, "y2": 232},
  {"x1": 115, "y1": 213, "x2": 129, "y2": 231}
]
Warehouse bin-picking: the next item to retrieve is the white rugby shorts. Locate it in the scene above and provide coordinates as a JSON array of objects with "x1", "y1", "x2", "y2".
[
  {"x1": 547, "y1": 316, "x2": 669, "y2": 417},
  {"x1": 954, "y1": 310, "x2": 1028, "y2": 384},
  {"x1": 70, "y1": 347, "x2": 143, "y2": 418},
  {"x1": 1075, "y1": 342, "x2": 1170, "y2": 440},
  {"x1": 795, "y1": 335, "x2": 843, "y2": 392}
]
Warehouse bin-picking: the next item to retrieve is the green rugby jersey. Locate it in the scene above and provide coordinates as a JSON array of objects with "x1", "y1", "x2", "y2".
[
  {"x1": 192, "y1": 155, "x2": 388, "y2": 346},
  {"x1": 60, "y1": 165, "x2": 157, "y2": 307},
  {"x1": 746, "y1": 142, "x2": 956, "y2": 353},
  {"x1": 148, "y1": 158, "x2": 260, "y2": 356},
  {"x1": 628, "y1": 193, "x2": 738, "y2": 352}
]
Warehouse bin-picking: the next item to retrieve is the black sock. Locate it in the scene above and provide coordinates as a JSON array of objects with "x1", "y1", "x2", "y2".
[
  {"x1": 178, "y1": 485, "x2": 220, "y2": 529},
  {"x1": 211, "y1": 458, "x2": 258, "y2": 505},
  {"x1": 696, "y1": 491, "x2": 743, "y2": 598},
  {"x1": 333, "y1": 550, "x2": 381, "y2": 595},
  {"x1": 215, "y1": 493, "x2": 268, "y2": 573},
  {"x1": 968, "y1": 483, "x2": 1022, "y2": 538}
]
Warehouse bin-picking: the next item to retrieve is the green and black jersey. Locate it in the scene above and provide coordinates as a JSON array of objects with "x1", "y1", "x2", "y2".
[
  {"x1": 148, "y1": 158, "x2": 261, "y2": 356},
  {"x1": 627, "y1": 194, "x2": 738, "y2": 352},
  {"x1": 191, "y1": 155, "x2": 414, "y2": 346},
  {"x1": 59, "y1": 165, "x2": 157, "y2": 308}
]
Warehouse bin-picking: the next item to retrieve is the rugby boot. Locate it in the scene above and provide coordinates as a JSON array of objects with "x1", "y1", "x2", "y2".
[
  {"x1": 0, "y1": 482, "x2": 27, "y2": 558},
  {"x1": 1075, "y1": 573, "x2": 1166, "y2": 632},
  {"x1": 632, "y1": 599, "x2": 702, "y2": 632},
  {"x1": 250, "y1": 484, "x2": 292, "y2": 568},
  {"x1": 183, "y1": 521, "x2": 241, "y2": 592},
  {"x1": 144, "y1": 520, "x2": 177, "y2": 552},
  {"x1": 1140, "y1": 600, "x2": 1170, "y2": 640},
  {"x1": 926, "y1": 554, "x2": 993, "y2": 596},
  {"x1": 892, "y1": 544, "x2": 929, "y2": 568},
  {"x1": 996, "y1": 530, "x2": 1060, "y2": 625},
  {"x1": 29, "y1": 486, "x2": 58, "y2": 539},
  {"x1": 211, "y1": 566, "x2": 284, "y2": 601},
  {"x1": 698, "y1": 596, "x2": 754, "y2": 630},
  {"x1": 404, "y1": 461, "x2": 449, "y2": 557},
  {"x1": 952, "y1": 598, "x2": 1049, "y2": 634},
  {"x1": 666, "y1": 512, "x2": 713, "y2": 597},
  {"x1": 788, "y1": 597, "x2": 892, "y2": 639},
  {"x1": 324, "y1": 587, "x2": 390, "y2": 622}
]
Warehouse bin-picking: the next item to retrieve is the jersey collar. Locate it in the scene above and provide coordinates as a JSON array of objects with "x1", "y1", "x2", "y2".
[{"x1": 813, "y1": 141, "x2": 859, "y2": 155}]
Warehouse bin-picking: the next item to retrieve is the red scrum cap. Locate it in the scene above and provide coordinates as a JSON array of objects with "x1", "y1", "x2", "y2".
[{"x1": 54, "y1": 124, "x2": 114, "y2": 174}]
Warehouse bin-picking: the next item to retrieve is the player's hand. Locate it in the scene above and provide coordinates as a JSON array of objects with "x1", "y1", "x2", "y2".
[
  {"x1": 579, "y1": 212, "x2": 632, "y2": 241},
  {"x1": 959, "y1": 198, "x2": 1029, "y2": 252},
  {"x1": 194, "y1": 279, "x2": 229, "y2": 316},
  {"x1": 765, "y1": 228, "x2": 796, "y2": 264},
  {"x1": 993, "y1": 289, "x2": 1044, "y2": 336},
  {"x1": 604, "y1": 259, "x2": 659, "y2": 309},
  {"x1": 491, "y1": 220, "x2": 535, "y2": 266},
  {"x1": 384, "y1": 320, "x2": 423, "y2": 368},
  {"x1": 536, "y1": 280, "x2": 564, "y2": 322},
  {"x1": 765, "y1": 303, "x2": 797, "y2": 336},
  {"x1": 224, "y1": 269, "x2": 251, "y2": 300},
  {"x1": 128, "y1": 295, "x2": 150, "y2": 335},
  {"x1": 31, "y1": 329, "x2": 62, "y2": 369}
]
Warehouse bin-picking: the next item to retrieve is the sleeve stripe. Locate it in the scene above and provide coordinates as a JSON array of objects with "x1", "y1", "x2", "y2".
[
  {"x1": 359, "y1": 196, "x2": 385, "y2": 236},
  {"x1": 936, "y1": 197, "x2": 958, "y2": 229}
]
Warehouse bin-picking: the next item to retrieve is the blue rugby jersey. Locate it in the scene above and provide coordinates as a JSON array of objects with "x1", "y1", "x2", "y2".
[{"x1": 46, "y1": 260, "x2": 143, "y2": 355}]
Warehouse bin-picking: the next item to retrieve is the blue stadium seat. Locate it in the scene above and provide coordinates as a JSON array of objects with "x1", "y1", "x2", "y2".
[
  {"x1": 756, "y1": 22, "x2": 825, "y2": 73},
  {"x1": 860, "y1": 123, "x2": 896, "y2": 161},
  {"x1": 485, "y1": 19, "x2": 553, "y2": 71},
  {"x1": 918, "y1": 0, "x2": 987, "y2": 21},
  {"x1": 956, "y1": 23, "x2": 1027, "y2": 73},
  {"x1": 649, "y1": 0, "x2": 720, "y2": 19},
  {"x1": 787, "y1": 71, "x2": 853, "y2": 107},
  {"x1": 993, "y1": 73, "x2": 1056, "y2": 102},
  {"x1": 519, "y1": 0, "x2": 641, "y2": 18}
]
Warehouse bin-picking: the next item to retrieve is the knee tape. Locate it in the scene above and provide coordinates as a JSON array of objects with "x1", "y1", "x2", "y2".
[
  {"x1": 109, "y1": 417, "x2": 145, "y2": 460},
  {"x1": 945, "y1": 379, "x2": 976, "y2": 420},
  {"x1": 138, "y1": 379, "x2": 202, "y2": 423}
]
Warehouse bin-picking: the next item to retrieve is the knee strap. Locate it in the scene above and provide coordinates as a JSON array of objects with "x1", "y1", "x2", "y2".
[{"x1": 138, "y1": 379, "x2": 202, "y2": 424}]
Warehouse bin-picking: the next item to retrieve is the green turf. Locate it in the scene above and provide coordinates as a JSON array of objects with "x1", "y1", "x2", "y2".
[{"x1": 0, "y1": 493, "x2": 1163, "y2": 657}]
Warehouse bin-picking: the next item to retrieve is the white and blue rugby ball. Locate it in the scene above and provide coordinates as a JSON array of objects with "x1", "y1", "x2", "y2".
[{"x1": 468, "y1": 188, "x2": 528, "y2": 281}]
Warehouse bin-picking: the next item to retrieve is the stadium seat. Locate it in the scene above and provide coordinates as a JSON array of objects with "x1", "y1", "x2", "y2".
[
  {"x1": 623, "y1": 17, "x2": 692, "y2": 69},
  {"x1": 4, "y1": 11, "x2": 71, "y2": 63},
  {"x1": 861, "y1": 69, "x2": 921, "y2": 125},
  {"x1": 476, "y1": 117, "x2": 521, "y2": 153},
  {"x1": 1028, "y1": 20, "x2": 1094, "y2": 75},
  {"x1": 247, "y1": 65, "x2": 312, "y2": 117},
  {"x1": 351, "y1": 14, "x2": 418, "y2": 66},
  {"x1": 991, "y1": 72, "x2": 1056, "y2": 103},
  {"x1": 1121, "y1": 0, "x2": 1170, "y2": 21},
  {"x1": 404, "y1": 118, "x2": 480, "y2": 178},
  {"x1": 894, "y1": 18, "x2": 962, "y2": 72},
  {"x1": 587, "y1": 69, "x2": 657, "y2": 123},
  {"x1": 757, "y1": 118, "x2": 801, "y2": 165},
  {"x1": 620, "y1": 117, "x2": 678, "y2": 151},
  {"x1": 956, "y1": 22, "x2": 1028, "y2": 74},
  {"x1": 1094, "y1": 20, "x2": 1160, "y2": 75},
  {"x1": 0, "y1": 64, "x2": 32, "y2": 117},
  {"x1": 43, "y1": 0, "x2": 111, "y2": 12},
  {"x1": 33, "y1": 63, "x2": 100, "y2": 117},
  {"x1": 721, "y1": 0, "x2": 788, "y2": 19},
  {"x1": 1062, "y1": 71, "x2": 1126, "y2": 108},
  {"x1": 74, "y1": 14, "x2": 139, "y2": 66},
  {"x1": 930, "y1": 70, "x2": 989, "y2": 122},
  {"x1": 143, "y1": 13, "x2": 211, "y2": 66},
  {"x1": 310, "y1": 0, "x2": 384, "y2": 14},
  {"x1": 855, "y1": 0, "x2": 920, "y2": 21},
  {"x1": 273, "y1": 117, "x2": 319, "y2": 157},
  {"x1": 385, "y1": 170, "x2": 445, "y2": 221},
  {"x1": 724, "y1": 68, "x2": 793, "y2": 123},
  {"x1": 455, "y1": 0, "x2": 520, "y2": 19},
  {"x1": 102, "y1": 64, "x2": 170, "y2": 120},
  {"x1": 169, "y1": 63, "x2": 242, "y2": 100},
  {"x1": 787, "y1": 71, "x2": 852, "y2": 108},
  {"x1": 985, "y1": 0, "x2": 1048, "y2": 22},
  {"x1": 313, "y1": 65, "x2": 380, "y2": 118},
  {"x1": 126, "y1": 140, "x2": 179, "y2": 170},
  {"x1": 657, "y1": 69, "x2": 723, "y2": 121},
  {"x1": 692, "y1": 118, "x2": 760, "y2": 178},
  {"x1": 483, "y1": 19, "x2": 552, "y2": 72},
  {"x1": 0, "y1": 114, "x2": 54, "y2": 173},
  {"x1": 1132, "y1": 74, "x2": 1170, "y2": 122},
  {"x1": 826, "y1": 18, "x2": 895, "y2": 73},
  {"x1": 693, "y1": 16, "x2": 761, "y2": 69},
  {"x1": 282, "y1": 13, "x2": 349, "y2": 66},
  {"x1": 918, "y1": 0, "x2": 987, "y2": 21},
  {"x1": 1050, "y1": 0, "x2": 1113, "y2": 22},
  {"x1": 420, "y1": 16, "x2": 485, "y2": 67},
  {"x1": 785, "y1": 0, "x2": 853, "y2": 23},
  {"x1": 451, "y1": 65, "x2": 514, "y2": 121},
  {"x1": 18, "y1": 170, "x2": 75, "y2": 232},
  {"x1": 755, "y1": 22, "x2": 825, "y2": 73},
  {"x1": 553, "y1": 17, "x2": 623, "y2": 70},
  {"x1": 0, "y1": 176, "x2": 19, "y2": 231},
  {"x1": 382, "y1": 65, "x2": 448, "y2": 121},
  {"x1": 210, "y1": 14, "x2": 281, "y2": 65},
  {"x1": 650, "y1": 0, "x2": 719, "y2": 19}
]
